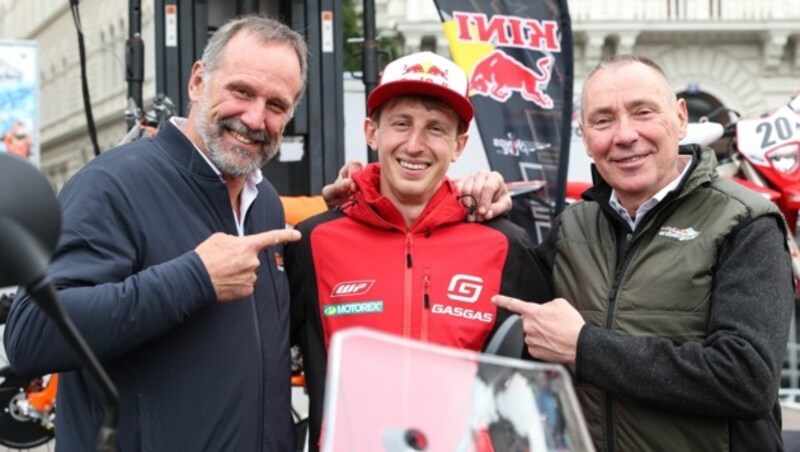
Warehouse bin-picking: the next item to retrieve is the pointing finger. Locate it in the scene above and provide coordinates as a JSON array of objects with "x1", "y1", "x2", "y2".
[
  {"x1": 492, "y1": 294, "x2": 535, "y2": 315},
  {"x1": 247, "y1": 229, "x2": 301, "y2": 250}
]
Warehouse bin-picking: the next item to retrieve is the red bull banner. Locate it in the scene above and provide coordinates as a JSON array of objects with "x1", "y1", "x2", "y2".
[{"x1": 434, "y1": 1, "x2": 574, "y2": 243}]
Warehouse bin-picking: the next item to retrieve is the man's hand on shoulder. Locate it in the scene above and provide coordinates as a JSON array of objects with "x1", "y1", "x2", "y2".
[
  {"x1": 321, "y1": 160, "x2": 364, "y2": 209},
  {"x1": 456, "y1": 171, "x2": 512, "y2": 222}
]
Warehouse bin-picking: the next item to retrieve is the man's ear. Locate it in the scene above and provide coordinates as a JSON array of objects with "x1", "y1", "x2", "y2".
[
  {"x1": 364, "y1": 117, "x2": 378, "y2": 152},
  {"x1": 451, "y1": 132, "x2": 469, "y2": 162},
  {"x1": 187, "y1": 61, "x2": 205, "y2": 103},
  {"x1": 676, "y1": 97, "x2": 689, "y2": 140}
]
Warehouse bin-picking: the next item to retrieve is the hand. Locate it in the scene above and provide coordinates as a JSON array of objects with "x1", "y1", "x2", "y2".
[
  {"x1": 492, "y1": 296, "x2": 585, "y2": 366},
  {"x1": 321, "y1": 159, "x2": 365, "y2": 208},
  {"x1": 456, "y1": 171, "x2": 511, "y2": 222},
  {"x1": 195, "y1": 229, "x2": 301, "y2": 302}
]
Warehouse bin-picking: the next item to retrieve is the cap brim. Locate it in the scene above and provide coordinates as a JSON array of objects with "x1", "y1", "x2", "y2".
[{"x1": 367, "y1": 80, "x2": 474, "y2": 125}]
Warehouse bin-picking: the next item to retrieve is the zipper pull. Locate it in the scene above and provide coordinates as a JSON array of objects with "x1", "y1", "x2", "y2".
[
  {"x1": 423, "y1": 274, "x2": 431, "y2": 309},
  {"x1": 406, "y1": 234, "x2": 413, "y2": 268}
]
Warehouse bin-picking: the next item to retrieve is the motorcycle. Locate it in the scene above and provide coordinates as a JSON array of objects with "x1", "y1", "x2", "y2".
[
  {"x1": 684, "y1": 92, "x2": 800, "y2": 286},
  {"x1": 0, "y1": 291, "x2": 56, "y2": 450}
]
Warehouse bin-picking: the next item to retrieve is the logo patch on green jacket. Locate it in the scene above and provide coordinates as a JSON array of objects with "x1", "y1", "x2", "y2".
[
  {"x1": 323, "y1": 301, "x2": 384, "y2": 316},
  {"x1": 658, "y1": 226, "x2": 700, "y2": 241}
]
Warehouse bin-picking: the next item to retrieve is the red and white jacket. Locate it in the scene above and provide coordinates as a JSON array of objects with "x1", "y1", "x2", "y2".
[{"x1": 285, "y1": 163, "x2": 552, "y2": 451}]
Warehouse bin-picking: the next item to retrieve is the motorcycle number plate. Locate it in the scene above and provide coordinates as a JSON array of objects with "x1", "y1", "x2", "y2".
[{"x1": 737, "y1": 105, "x2": 800, "y2": 164}]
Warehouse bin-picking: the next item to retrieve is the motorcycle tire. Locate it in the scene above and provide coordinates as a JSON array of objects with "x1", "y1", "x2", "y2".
[{"x1": 0, "y1": 367, "x2": 54, "y2": 448}]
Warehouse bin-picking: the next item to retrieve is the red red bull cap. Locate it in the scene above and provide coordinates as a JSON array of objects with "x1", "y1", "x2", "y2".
[{"x1": 368, "y1": 51, "x2": 474, "y2": 124}]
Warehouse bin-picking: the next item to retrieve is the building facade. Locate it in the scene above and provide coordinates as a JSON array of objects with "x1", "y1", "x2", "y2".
[
  {"x1": 0, "y1": 0, "x2": 798, "y2": 187},
  {"x1": 378, "y1": 0, "x2": 800, "y2": 119},
  {"x1": 0, "y1": 0, "x2": 157, "y2": 189}
]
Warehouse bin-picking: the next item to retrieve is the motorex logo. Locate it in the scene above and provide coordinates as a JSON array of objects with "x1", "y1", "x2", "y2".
[{"x1": 323, "y1": 301, "x2": 384, "y2": 317}]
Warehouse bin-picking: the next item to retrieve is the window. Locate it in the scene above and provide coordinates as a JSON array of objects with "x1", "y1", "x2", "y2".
[{"x1": 420, "y1": 35, "x2": 437, "y2": 53}]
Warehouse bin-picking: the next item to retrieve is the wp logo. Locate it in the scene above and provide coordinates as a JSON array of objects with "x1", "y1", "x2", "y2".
[
  {"x1": 331, "y1": 280, "x2": 375, "y2": 297},
  {"x1": 447, "y1": 274, "x2": 483, "y2": 303}
]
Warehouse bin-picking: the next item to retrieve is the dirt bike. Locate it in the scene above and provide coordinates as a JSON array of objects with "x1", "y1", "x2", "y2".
[
  {"x1": 686, "y1": 92, "x2": 800, "y2": 286},
  {"x1": 0, "y1": 290, "x2": 57, "y2": 450}
]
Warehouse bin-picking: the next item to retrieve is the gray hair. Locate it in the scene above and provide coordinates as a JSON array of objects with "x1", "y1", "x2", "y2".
[
  {"x1": 584, "y1": 54, "x2": 668, "y2": 85},
  {"x1": 201, "y1": 14, "x2": 309, "y2": 102},
  {"x1": 580, "y1": 54, "x2": 675, "y2": 120}
]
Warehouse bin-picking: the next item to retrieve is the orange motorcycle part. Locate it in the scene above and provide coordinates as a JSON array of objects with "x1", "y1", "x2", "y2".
[
  {"x1": 27, "y1": 373, "x2": 58, "y2": 412},
  {"x1": 291, "y1": 373, "x2": 306, "y2": 387}
]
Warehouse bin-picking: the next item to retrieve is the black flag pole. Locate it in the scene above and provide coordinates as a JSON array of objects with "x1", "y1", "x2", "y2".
[{"x1": 554, "y1": 0, "x2": 574, "y2": 217}]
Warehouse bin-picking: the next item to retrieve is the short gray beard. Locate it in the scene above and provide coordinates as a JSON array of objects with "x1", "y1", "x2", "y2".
[{"x1": 195, "y1": 95, "x2": 281, "y2": 178}]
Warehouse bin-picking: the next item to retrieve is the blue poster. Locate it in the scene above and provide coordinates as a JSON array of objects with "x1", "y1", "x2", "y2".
[{"x1": 0, "y1": 40, "x2": 38, "y2": 167}]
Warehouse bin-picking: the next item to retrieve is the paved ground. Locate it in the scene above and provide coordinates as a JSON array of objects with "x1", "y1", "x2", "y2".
[
  {"x1": 786, "y1": 405, "x2": 800, "y2": 429},
  {"x1": 784, "y1": 404, "x2": 800, "y2": 452},
  {"x1": 11, "y1": 405, "x2": 800, "y2": 452}
]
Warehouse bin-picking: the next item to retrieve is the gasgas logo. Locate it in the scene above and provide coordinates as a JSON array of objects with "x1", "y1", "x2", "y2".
[
  {"x1": 447, "y1": 274, "x2": 483, "y2": 303},
  {"x1": 431, "y1": 274, "x2": 493, "y2": 323},
  {"x1": 330, "y1": 280, "x2": 375, "y2": 297},
  {"x1": 451, "y1": 11, "x2": 558, "y2": 108}
]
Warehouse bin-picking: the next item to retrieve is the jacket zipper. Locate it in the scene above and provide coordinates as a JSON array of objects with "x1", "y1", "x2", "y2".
[
  {"x1": 404, "y1": 233, "x2": 413, "y2": 338},
  {"x1": 596, "y1": 182, "x2": 687, "y2": 452},
  {"x1": 243, "y1": 212, "x2": 266, "y2": 450},
  {"x1": 423, "y1": 273, "x2": 431, "y2": 309},
  {"x1": 256, "y1": 284, "x2": 266, "y2": 450},
  {"x1": 604, "y1": 225, "x2": 658, "y2": 452},
  {"x1": 603, "y1": 230, "x2": 635, "y2": 452},
  {"x1": 421, "y1": 270, "x2": 431, "y2": 341}
]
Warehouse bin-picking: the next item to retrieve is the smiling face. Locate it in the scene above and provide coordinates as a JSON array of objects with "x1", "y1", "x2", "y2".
[
  {"x1": 365, "y1": 96, "x2": 468, "y2": 209},
  {"x1": 580, "y1": 61, "x2": 688, "y2": 211},
  {"x1": 186, "y1": 30, "x2": 302, "y2": 178}
]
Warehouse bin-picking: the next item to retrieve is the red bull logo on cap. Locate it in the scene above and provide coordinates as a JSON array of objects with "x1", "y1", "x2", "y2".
[
  {"x1": 470, "y1": 50, "x2": 554, "y2": 108},
  {"x1": 400, "y1": 60, "x2": 450, "y2": 86},
  {"x1": 367, "y1": 51, "x2": 473, "y2": 123},
  {"x1": 402, "y1": 63, "x2": 425, "y2": 75}
]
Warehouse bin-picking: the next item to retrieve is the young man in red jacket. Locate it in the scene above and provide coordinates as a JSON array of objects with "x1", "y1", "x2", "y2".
[{"x1": 285, "y1": 51, "x2": 552, "y2": 451}]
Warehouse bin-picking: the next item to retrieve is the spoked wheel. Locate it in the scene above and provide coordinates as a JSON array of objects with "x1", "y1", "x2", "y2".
[{"x1": 0, "y1": 369, "x2": 54, "y2": 449}]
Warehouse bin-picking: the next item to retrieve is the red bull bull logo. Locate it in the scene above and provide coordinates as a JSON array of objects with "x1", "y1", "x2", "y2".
[
  {"x1": 402, "y1": 63, "x2": 425, "y2": 75},
  {"x1": 427, "y1": 65, "x2": 448, "y2": 78},
  {"x1": 470, "y1": 50, "x2": 554, "y2": 109},
  {"x1": 401, "y1": 61, "x2": 450, "y2": 84}
]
